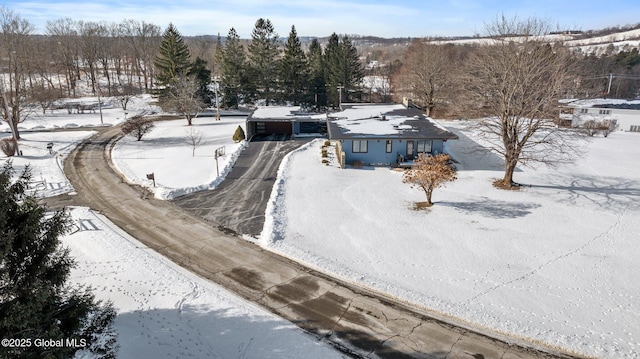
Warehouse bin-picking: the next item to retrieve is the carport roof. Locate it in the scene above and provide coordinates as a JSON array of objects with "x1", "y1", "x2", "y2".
[
  {"x1": 248, "y1": 106, "x2": 326, "y2": 121},
  {"x1": 327, "y1": 103, "x2": 458, "y2": 140}
]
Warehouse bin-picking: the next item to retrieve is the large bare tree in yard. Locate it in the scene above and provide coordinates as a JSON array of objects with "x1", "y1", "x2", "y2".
[{"x1": 461, "y1": 16, "x2": 581, "y2": 189}]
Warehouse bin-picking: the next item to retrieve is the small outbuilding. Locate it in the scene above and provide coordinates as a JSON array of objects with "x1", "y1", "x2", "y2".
[{"x1": 327, "y1": 103, "x2": 458, "y2": 168}]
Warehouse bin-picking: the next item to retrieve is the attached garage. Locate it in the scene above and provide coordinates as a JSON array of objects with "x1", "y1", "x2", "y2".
[{"x1": 246, "y1": 106, "x2": 326, "y2": 139}]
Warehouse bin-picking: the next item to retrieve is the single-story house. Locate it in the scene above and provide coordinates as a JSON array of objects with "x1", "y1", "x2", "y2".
[
  {"x1": 327, "y1": 103, "x2": 458, "y2": 167},
  {"x1": 560, "y1": 98, "x2": 640, "y2": 132},
  {"x1": 246, "y1": 106, "x2": 327, "y2": 138}
]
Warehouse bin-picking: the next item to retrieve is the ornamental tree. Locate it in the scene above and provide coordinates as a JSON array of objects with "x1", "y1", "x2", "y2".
[{"x1": 403, "y1": 153, "x2": 457, "y2": 207}]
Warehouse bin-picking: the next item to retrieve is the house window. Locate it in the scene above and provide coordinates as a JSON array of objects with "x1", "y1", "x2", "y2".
[
  {"x1": 599, "y1": 109, "x2": 611, "y2": 115},
  {"x1": 385, "y1": 140, "x2": 392, "y2": 153},
  {"x1": 630, "y1": 125, "x2": 640, "y2": 132},
  {"x1": 352, "y1": 140, "x2": 368, "y2": 153},
  {"x1": 579, "y1": 108, "x2": 588, "y2": 114},
  {"x1": 416, "y1": 140, "x2": 432, "y2": 153}
]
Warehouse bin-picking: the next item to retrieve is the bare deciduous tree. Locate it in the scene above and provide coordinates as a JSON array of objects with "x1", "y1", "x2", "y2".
[
  {"x1": 159, "y1": 75, "x2": 205, "y2": 126},
  {"x1": 46, "y1": 17, "x2": 81, "y2": 97},
  {"x1": 403, "y1": 153, "x2": 457, "y2": 207},
  {"x1": 121, "y1": 116, "x2": 154, "y2": 141},
  {"x1": 120, "y1": 19, "x2": 161, "y2": 92},
  {"x1": 393, "y1": 41, "x2": 457, "y2": 116},
  {"x1": 0, "y1": 6, "x2": 35, "y2": 148},
  {"x1": 460, "y1": 15, "x2": 583, "y2": 189},
  {"x1": 185, "y1": 127, "x2": 203, "y2": 157}
]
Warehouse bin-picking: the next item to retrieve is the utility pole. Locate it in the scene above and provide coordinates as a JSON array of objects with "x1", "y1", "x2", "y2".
[
  {"x1": 96, "y1": 85, "x2": 104, "y2": 124},
  {"x1": 213, "y1": 77, "x2": 221, "y2": 121},
  {"x1": 607, "y1": 73, "x2": 614, "y2": 96}
]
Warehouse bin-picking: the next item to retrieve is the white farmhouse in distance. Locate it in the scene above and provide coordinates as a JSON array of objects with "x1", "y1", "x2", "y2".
[{"x1": 561, "y1": 98, "x2": 640, "y2": 132}]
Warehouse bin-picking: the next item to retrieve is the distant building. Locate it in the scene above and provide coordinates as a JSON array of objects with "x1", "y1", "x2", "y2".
[
  {"x1": 327, "y1": 103, "x2": 458, "y2": 168},
  {"x1": 561, "y1": 99, "x2": 640, "y2": 132}
]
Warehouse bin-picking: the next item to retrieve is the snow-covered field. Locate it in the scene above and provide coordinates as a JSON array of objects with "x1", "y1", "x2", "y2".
[
  {"x1": 112, "y1": 117, "x2": 247, "y2": 199},
  {"x1": 260, "y1": 122, "x2": 640, "y2": 359},
  {"x1": 1, "y1": 99, "x2": 344, "y2": 358}
]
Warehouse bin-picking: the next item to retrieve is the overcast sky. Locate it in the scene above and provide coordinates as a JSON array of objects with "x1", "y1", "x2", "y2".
[{"x1": 3, "y1": 0, "x2": 640, "y2": 38}]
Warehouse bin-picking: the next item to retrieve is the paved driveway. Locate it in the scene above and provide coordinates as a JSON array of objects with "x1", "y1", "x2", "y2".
[{"x1": 172, "y1": 134, "x2": 310, "y2": 237}]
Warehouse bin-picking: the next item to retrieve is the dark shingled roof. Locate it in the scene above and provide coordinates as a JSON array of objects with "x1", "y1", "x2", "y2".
[{"x1": 327, "y1": 103, "x2": 458, "y2": 141}]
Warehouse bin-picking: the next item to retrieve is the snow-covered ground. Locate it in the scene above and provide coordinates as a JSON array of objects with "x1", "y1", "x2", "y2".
[
  {"x1": 112, "y1": 117, "x2": 247, "y2": 199},
  {"x1": 63, "y1": 206, "x2": 344, "y2": 359},
  {"x1": 260, "y1": 122, "x2": 640, "y2": 359},
  {"x1": 1, "y1": 99, "x2": 344, "y2": 358}
]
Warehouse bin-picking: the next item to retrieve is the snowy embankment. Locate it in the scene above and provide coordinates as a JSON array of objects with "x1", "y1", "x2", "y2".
[
  {"x1": 260, "y1": 122, "x2": 640, "y2": 359},
  {"x1": 111, "y1": 118, "x2": 247, "y2": 199}
]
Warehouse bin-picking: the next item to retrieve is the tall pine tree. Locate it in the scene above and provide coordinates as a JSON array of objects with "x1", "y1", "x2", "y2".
[
  {"x1": 0, "y1": 163, "x2": 118, "y2": 358},
  {"x1": 323, "y1": 33, "x2": 365, "y2": 108},
  {"x1": 188, "y1": 57, "x2": 213, "y2": 105},
  {"x1": 307, "y1": 38, "x2": 327, "y2": 109},
  {"x1": 323, "y1": 33, "x2": 342, "y2": 108},
  {"x1": 154, "y1": 23, "x2": 192, "y2": 89},
  {"x1": 221, "y1": 28, "x2": 248, "y2": 109},
  {"x1": 279, "y1": 25, "x2": 308, "y2": 106},
  {"x1": 247, "y1": 18, "x2": 280, "y2": 105},
  {"x1": 340, "y1": 35, "x2": 365, "y2": 102}
]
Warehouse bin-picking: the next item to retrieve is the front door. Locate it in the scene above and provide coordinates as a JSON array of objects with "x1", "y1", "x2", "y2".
[{"x1": 406, "y1": 141, "x2": 414, "y2": 160}]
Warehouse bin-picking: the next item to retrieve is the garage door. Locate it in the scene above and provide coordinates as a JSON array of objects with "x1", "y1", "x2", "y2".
[{"x1": 263, "y1": 121, "x2": 292, "y2": 135}]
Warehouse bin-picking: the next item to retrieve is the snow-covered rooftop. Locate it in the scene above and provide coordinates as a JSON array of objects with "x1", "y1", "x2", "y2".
[
  {"x1": 327, "y1": 103, "x2": 458, "y2": 140},
  {"x1": 249, "y1": 106, "x2": 326, "y2": 120},
  {"x1": 563, "y1": 98, "x2": 640, "y2": 109}
]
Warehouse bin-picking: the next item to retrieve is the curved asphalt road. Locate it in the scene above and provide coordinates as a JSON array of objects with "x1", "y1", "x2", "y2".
[{"x1": 43, "y1": 124, "x2": 584, "y2": 359}]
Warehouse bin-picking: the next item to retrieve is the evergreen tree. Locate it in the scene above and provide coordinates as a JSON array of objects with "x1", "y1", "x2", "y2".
[
  {"x1": 247, "y1": 18, "x2": 281, "y2": 105},
  {"x1": 340, "y1": 35, "x2": 365, "y2": 102},
  {"x1": 279, "y1": 25, "x2": 309, "y2": 106},
  {"x1": 213, "y1": 34, "x2": 224, "y2": 78},
  {"x1": 323, "y1": 33, "x2": 342, "y2": 108},
  {"x1": 188, "y1": 57, "x2": 213, "y2": 105},
  {"x1": 221, "y1": 28, "x2": 248, "y2": 109},
  {"x1": 0, "y1": 162, "x2": 118, "y2": 358},
  {"x1": 307, "y1": 38, "x2": 327, "y2": 109},
  {"x1": 154, "y1": 23, "x2": 192, "y2": 89},
  {"x1": 323, "y1": 33, "x2": 365, "y2": 108}
]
